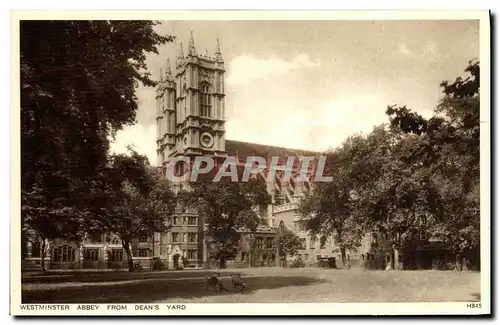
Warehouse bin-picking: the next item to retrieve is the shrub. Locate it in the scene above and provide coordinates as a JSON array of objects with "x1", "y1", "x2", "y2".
[
  {"x1": 152, "y1": 258, "x2": 165, "y2": 271},
  {"x1": 290, "y1": 259, "x2": 305, "y2": 268}
]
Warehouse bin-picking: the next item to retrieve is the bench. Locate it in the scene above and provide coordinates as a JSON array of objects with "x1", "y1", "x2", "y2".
[
  {"x1": 205, "y1": 273, "x2": 228, "y2": 293},
  {"x1": 229, "y1": 273, "x2": 247, "y2": 291}
]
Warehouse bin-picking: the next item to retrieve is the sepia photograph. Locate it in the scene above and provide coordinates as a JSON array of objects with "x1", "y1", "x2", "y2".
[{"x1": 11, "y1": 10, "x2": 490, "y2": 316}]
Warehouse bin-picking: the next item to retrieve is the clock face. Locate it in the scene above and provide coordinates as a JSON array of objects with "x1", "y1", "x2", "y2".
[{"x1": 200, "y1": 132, "x2": 214, "y2": 148}]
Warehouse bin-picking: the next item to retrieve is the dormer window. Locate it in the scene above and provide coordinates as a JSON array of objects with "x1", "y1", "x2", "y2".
[{"x1": 200, "y1": 83, "x2": 212, "y2": 117}]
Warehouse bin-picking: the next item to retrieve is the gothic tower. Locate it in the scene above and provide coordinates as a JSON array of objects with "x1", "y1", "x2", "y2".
[
  {"x1": 174, "y1": 32, "x2": 226, "y2": 159},
  {"x1": 156, "y1": 32, "x2": 227, "y2": 180},
  {"x1": 156, "y1": 59, "x2": 176, "y2": 168}
]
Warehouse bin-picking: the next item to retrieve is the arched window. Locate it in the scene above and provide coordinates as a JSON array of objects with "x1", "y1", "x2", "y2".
[
  {"x1": 200, "y1": 84, "x2": 211, "y2": 117},
  {"x1": 52, "y1": 245, "x2": 76, "y2": 262}
]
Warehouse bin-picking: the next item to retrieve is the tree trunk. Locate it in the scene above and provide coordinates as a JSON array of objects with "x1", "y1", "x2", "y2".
[
  {"x1": 462, "y1": 257, "x2": 469, "y2": 271},
  {"x1": 123, "y1": 241, "x2": 134, "y2": 272},
  {"x1": 40, "y1": 239, "x2": 46, "y2": 273},
  {"x1": 393, "y1": 233, "x2": 401, "y2": 270},
  {"x1": 219, "y1": 256, "x2": 226, "y2": 269},
  {"x1": 455, "y1": 254, "x2": 462, "y2": 271},
  {"x1": 340, "y1": 246, "x2": 348, "y2": 268},
  {"x1": 394, "y1": 247, "x2": 400, "y2": 270},
  {"x1": 386, "y1": 253, "x2": 393, "y2": 270}
]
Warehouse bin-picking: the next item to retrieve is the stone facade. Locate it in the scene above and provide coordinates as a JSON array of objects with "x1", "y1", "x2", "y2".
[{"x1": 22, "y1": 232, "x2": 154, "y2": 271}]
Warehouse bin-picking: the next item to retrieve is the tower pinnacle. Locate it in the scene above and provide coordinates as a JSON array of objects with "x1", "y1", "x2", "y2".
[
  {"x1": 166, "y1": 58, "x2": 172, "y2": 74},
  {"x1": 188, "y1": 30, "x2": 196, "y2": 56},
  {"x1": 165, "y1": 58, "x2": 174, "y2": 81},
  {"x1": 215, "y1": 38, "x2": 223, "y2": 62}
]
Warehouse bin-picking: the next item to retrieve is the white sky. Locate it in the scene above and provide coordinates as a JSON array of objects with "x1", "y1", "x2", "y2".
[{"x1": 109, "y1": 20, "x2": 479, "y2": 165}]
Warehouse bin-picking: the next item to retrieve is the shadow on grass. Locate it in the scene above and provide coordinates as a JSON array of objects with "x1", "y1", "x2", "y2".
[
  {"x1": 22, "y1": 270, "x2": 231, "y2": 285},
  {"x1": 22, "y1": 274, "x2": 326, "y2": 303}
]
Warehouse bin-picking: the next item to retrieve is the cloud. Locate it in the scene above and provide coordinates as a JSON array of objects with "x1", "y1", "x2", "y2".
[
  {"x1": 397, "y1": 41, "x2": 440, "y2": 60},
  {"x1": 109, "y1": 124, "x2": 157, "y2": 165},
  {"x1": 396, "y1": 42, "x2": 412, "y2": 56},
  {"x1": 225, "y1": 93, "x2": 391, "y2": 153},
  {"x1": 226, "y1": 54, "x2": 320, "y2": 86},
  {"x1": 421, "y1": 40, "x2": 439, "y2": 58}
]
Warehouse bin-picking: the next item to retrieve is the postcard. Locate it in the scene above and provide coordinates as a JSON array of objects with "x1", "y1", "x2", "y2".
[{"x1": 11, "y1": 10, "x2": 490, "y2": 316}]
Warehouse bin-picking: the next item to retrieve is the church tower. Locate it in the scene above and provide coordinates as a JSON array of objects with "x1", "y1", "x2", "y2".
[
  {"x1": 156, "y1": 32, "x2": 227, "y2": 180},
  {"x1": 156, "y1": 59, "x2": 176, "y2": 168}
]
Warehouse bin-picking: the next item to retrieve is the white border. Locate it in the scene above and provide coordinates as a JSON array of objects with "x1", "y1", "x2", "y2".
[{"x1": 8, "y1": 9, "x2": 491, "y2": 317}]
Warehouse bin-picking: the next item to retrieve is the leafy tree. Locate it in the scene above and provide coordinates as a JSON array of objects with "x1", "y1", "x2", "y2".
[
  {"x1": 102, "y1": 150, "x2": 176, "y2": 272},
  {"x1": 276, "y1": 227, "x2": 303, "y2": 267},
  {"x1": 21, "y1": 21, "x2": 174, "y2": 250},
  {"x1": 181, "y1": 177, "x2": 271, "y2": 268},
  {"x1": 429, "y1": 61, "x2": 480, "y2": 269},
  {"x1": 298, "y1": 141, "x2": 365, "y2": 268},
  {"x1": 358, "y1": 130, "x2": 444, "y2": 269},
  {"x1": 384, "y1": 60, "x2": 480, "y2": 269}
]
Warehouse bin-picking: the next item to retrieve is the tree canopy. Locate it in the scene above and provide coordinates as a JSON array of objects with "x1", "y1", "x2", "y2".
[
  {"x1": 103, "y1": 150, "x2": 176, "y2": 271},
  {"x1": 21, "y1": 21, "x2": 174, "y2": 246},
  {"x1": 299, "y1": 60, "x2": 481, "y2": 270},
  {"x1": 180, "y1": 177, "x2": 271, "y2": 268}
]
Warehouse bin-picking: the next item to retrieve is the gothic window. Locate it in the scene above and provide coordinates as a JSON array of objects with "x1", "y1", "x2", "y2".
[
  {"x1": 84, "y1": 248, "x2": 99, "y2": 261},
  {"x1": 169, "y1": 113, "x2": 175, "y2": 131},
  {"x1": 200, "y1": 84, "x2": 212, "y2": 117},
  {"x1": 138, "y1": 249, "x2": 150, "y2": 257},
  {"x1": 52, "y1": 245, "x2": 76, "y2": 262},
  {"x1": 255, "y1": 237, "x2": 264, "y2": 249},
  {"x1": 187, "y1": 249, "x2": 197, "y2": 259},
  {"x1": 109, "y1": 249, "x2": 124, "y2": 262},
  {"x1": 187, "y1": 233, "x2": 197, "y2": 242},
  {"x1": 265, "y1": 238, "x2": 274, "y2": 249}
]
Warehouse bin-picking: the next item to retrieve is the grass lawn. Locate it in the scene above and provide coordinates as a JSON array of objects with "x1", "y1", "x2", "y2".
[{"x1": 22, "y1": 267, "x2": 481, "y2": 304}]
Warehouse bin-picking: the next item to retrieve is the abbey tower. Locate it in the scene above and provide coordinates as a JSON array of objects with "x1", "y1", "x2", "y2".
[{"x1": 156, "y1": 31, "x2": 227, "y2": 191}]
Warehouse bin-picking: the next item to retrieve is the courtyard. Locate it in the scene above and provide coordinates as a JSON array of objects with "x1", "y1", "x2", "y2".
[{"x1": 22, "y1": 267, "x2": 481, "y2": 304}]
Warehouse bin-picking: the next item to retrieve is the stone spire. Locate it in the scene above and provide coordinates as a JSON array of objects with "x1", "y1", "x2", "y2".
[
  {"x1": 177, "y1": 42, "x2": 184, "y2": 67},
  {"x1": 159, "y1": 68, "x2": 163, "y2": 82},
  {"x1": 215, "y1": 38, "x2": 223, "y2": 62},
  {"x1": 165, "y1": 58, "x2": 174, "y2": 81},
  {"x1": 166, "y1": 58, "x2": 172, "y2": 74},
  {"x1": 188, "y1": 30, "x2": 196, "y2": 56}
]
